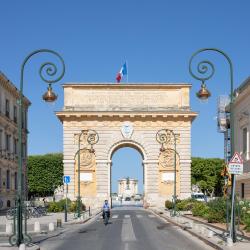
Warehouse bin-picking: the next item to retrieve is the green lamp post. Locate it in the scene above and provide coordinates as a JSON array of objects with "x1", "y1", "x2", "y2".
[
  {"x1": 9, "y1": 49, "x2": 65, "y2": 246},
  {"x1": 189, "y1": 48, "x2": 236, "y2": 242},
  {"x1": 156, "y1": 129, "x2": 178, "y2": 216}
]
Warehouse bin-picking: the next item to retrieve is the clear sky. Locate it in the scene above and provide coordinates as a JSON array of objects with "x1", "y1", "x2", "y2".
[{"x1": 1, "y1": 0, "x2": 250, "y2": 192}]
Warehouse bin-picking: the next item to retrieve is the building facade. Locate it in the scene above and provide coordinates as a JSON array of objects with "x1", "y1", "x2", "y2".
[
  {"x1": 234, "y1": 77, "x2": 250, "y2": 200},
  {"x1": 56, "y1": 83, "x2": 197, "y2": 208},
  {"x1": 118, "y1": 178, "x2": 138, "y2": 197},
  {"x1": 0, "y1": 72, "x2": 30, "y2": 210}
]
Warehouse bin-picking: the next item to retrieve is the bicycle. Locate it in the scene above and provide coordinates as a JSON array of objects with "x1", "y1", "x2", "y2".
[{"x1": 104, "y1": 211, "x2": 109, "y2": 226}]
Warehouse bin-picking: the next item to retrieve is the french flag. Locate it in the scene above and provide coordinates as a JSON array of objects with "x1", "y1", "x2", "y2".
[{"x1": 116, "y1": 62, "x2": 127, "y2": 83}]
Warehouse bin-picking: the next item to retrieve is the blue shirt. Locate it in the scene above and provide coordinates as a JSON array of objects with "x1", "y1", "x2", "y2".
[{"x1": 103, "y1": 203, "x2": 110, "y2": 211}]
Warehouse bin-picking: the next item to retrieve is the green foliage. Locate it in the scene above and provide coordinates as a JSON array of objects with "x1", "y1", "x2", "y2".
[
  {"x1": 191, "y1": 157, "x2": 224, "y2": 197},
  {"x1": 176, "y1": 198, "x2": 198, "y2": 211},
  {"x1": 165, "y1": 200, "x2": 173, "y2": 209},
  {"x1": 206, "y1": 198, "x2": 227, "y2": 223},
  {"x1": 192, "y1": 202, "x2": 209, "y2": 217},
  {"x1": 27, "y1": 153, "x2": 63, "y2": 197},
  {"x1": 47, "y1": 199, "x2": 86, "y2": 213},
  {"x1": 243, "y1": 216, "x2": 250, "y2": 232},
  {"x1": 47, "y1": 202, "x2": 61, "y2": 212}
]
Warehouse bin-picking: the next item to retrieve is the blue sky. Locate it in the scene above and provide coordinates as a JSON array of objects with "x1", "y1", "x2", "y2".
[{"x1": 1, "y1": 1, "x2": 250, "y2": 192}]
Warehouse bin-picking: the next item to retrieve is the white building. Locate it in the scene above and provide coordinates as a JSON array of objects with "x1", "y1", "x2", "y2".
[
  {"x1": 233, "y1": 77, "x2": 250, "y2": 199},
  {"x1": 0, "y1": 72, "x2": 30, "y2": 210},
  {"x1": 118, "y1": 178, "x2": 138, "y2": 197}
]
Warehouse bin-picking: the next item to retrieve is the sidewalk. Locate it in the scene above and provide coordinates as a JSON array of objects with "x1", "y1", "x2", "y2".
[
  {"x1": 150, "y1": 207, "x2": 250, "y2": 250},
  {"x1": 0, "y1": 208, "x2": 101, "y2": 249}
]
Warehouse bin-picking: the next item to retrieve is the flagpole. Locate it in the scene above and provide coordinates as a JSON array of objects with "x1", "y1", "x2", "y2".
[{"x1": 126, "y1": 60, "x2": 128, "y2": 83}]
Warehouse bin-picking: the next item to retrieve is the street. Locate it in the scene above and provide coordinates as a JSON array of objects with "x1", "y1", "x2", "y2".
[{"x1": 39, "y1": 207, "x2": 213, "y2": 250}]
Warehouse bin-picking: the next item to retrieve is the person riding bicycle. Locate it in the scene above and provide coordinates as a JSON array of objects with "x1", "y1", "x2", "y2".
[{"x1": 102, "y1": 200, "x2": 110, "y2": 219}]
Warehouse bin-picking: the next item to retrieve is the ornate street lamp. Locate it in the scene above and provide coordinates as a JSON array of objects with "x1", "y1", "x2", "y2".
[
  {"x1": 76, "y1": 130, "x2": 99, "y2": 218},
  {"x1": 156, "y1": 129, "x2": 178, "y2": 216},
  {"x1": 189, "y1": 48, "x2": 236, "y2": 242},
  {"x1": 9, "y1": 49, "x2": 65, "y2": 246}
]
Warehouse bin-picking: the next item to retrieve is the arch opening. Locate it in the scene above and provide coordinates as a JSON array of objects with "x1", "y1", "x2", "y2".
[{"x1": 109, "y1": 143, "x2": 145, "y2": 208}]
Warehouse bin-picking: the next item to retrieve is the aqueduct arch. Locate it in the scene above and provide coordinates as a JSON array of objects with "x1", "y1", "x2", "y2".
[{"x1": 56, "y1": 83, "x2": 197, "y2": 208}]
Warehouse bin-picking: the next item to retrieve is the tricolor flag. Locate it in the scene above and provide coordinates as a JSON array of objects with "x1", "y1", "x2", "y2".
[{"x1": 116, "y1": 62, "x2": 127, "y2": 83}]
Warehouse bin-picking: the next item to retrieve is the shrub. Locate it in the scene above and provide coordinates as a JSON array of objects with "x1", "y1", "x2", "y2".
[
  {"x1": 243, "y1": 215, "x2": 250, "y2": 232},
  {"x1": 69, "y1": 201, "x2": 86, "y2": 212},
  {"x1": 165, "y1": 200, "x2": 173, "y2": 210},
  {"x1": 192, "y1": 202, "x2": 209, "y2": 217},
  {"x1": 176, "y1": 198, "x2": 197, "y2": 211},
  {"x1": 206, "y1": 198, "x2": 227, "y2": 223},
  {"x1": 47, "y1": 202, "x2": 61, "y2": 212}
]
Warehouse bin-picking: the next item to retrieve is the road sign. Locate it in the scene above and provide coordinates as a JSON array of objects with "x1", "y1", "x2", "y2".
[
  {"x1": 228, "y1": 152, "x2": 243, "y2": 175},
  {"x1": 63, "y1": 176, "x2": 71, "y2": 184}
]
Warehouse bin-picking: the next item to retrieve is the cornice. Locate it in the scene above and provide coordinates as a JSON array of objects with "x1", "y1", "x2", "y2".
[
  {"x1": 0, "y1": 73, "x2": 31, "y2": 107},
  {"x1": 55, "y1": 110, "x2": 198, "y2": 122},
  {"x1": 62, "y1": 82, "x2": 192, "y2": 89}
]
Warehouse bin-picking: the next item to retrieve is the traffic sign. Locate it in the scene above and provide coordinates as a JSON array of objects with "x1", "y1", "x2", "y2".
[
  {"x1": 228, "y1": 152, "x2": 243, "y2": 175},
  {"x1": 63, "y1": 176, "x2": 71, "y2": 184},
  {"x1": 229, "y1": 152, "x2": 243, "y2": 164}
]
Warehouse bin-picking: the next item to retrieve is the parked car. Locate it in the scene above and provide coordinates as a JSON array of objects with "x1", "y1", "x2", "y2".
[{"x1": 191, "y1": 192, "x2": 207, "y2": 202}]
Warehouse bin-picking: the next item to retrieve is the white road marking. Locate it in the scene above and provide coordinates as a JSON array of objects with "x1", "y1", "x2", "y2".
[
  {"x1": 136, "y1": 214, "x2": 143, "y2": 218},
  {"x1": 121, "y1": 218, "x2": 136, "y2": 242},
  {"x1": 112, "y1": 215, "x2": 118, "y2": 219},
  {"x1": 124, "y1": 214, "x2": 130, "y2": 218},
  {"x1": 148, "y1": 214, "x2": 155, "y2": 218},
  {"x1": 124, "y1": 242, "x2": 129, "y2": 250}
]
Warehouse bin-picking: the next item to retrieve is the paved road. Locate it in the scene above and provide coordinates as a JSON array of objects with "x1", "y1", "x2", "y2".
[{"x1": 39, "y1": 207, "x2": 213, "y2": 250}]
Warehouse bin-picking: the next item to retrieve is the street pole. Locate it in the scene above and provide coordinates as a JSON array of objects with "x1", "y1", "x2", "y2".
[
  {"x1": 8, "y1": 49, "x2": 65, "y2": 247},
  {"x1": 65, "y1": 184, "x2": 68, "y2": 222},
  {"x1": 189, "y1": 48, "x2": 236, "y2": 242}
]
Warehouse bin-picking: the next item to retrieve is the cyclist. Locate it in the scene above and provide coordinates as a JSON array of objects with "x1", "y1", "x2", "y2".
[{"x1": 102, "y1": 200, "x2": 110, "y2": 220}]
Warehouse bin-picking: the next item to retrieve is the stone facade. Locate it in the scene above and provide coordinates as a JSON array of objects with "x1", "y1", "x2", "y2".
[
  {"x1": 56, "y1": 83, "x2": 197, "y2": 208},
  {"x1": 0, "y1": 72, "x2": 30, "y2": 210},
  {"x1": 118, "y1": 178, "x2": 138, "y2": 197},
  {"x1": 233, "y1": 78, "x2": 250, "y2": 199}
]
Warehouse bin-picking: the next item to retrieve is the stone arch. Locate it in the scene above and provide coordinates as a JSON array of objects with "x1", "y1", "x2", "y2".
[{"x1": 107, "y1": 140, "x2": 148, "y2": 162}]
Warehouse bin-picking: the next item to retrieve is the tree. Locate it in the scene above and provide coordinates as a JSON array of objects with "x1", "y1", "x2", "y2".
[
  {"x1": 191, "y1": 157, "x2": 224, "y2": 197},
  {"x1": 27, "y1": 153, "x2": 63, "y2": 197}
]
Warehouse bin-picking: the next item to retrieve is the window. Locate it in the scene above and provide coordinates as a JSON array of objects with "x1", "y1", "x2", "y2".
[
  {"x1": 14, "y1": 172, "x2": 17, "y2": 190},
  {"x1": 0, "y1": 130, "x2": 2, "y2": 150},
  {"x1": 13, "y1": 106, "x2": 17, "y2": 123},
  {"x1": 14, "y1": 138, "x2": 18, "y2": 155},
  {"x1": 0, "y1": 168, "x2": 2, "y2": 189},
  {"x1": 5, "y1": 133, "x2": 10, "y2": 151},
  {"x1": 6, "y1": 170, "x2": 10, "y2": 189},
  {"x1": 241, "y1": 183, "x2": 245, "y2": 199},
  {"x1": 243, "y1": 128, "x2": 247, "y2": 155},
  {"x1": 5, "y1": 99, "x2": 9, "y2": 118}
]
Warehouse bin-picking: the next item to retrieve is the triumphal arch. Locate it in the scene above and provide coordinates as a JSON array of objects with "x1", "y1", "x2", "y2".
[{"x1": 56, "y1": 83, "x2": 197, "y2": 208}]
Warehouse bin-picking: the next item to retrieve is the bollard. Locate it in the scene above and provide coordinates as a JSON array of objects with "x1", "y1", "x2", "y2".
[
  {"x1": 188, "y1": 221, "x2": 193, "y2": 228},
  {"x1": 49, "y1": 222, "x2": 55, "y2": 232},
  {"x1": 34, "y1": 221, "x2": 41, "y2": 233},
  {"x1": 57, "y1": 218, "x2": 62, "y2": 228},
  {"x1": 207, "y1": 230, "x2": 214, "y2": 238},
  {"x1": 227, "y1": 237, "x2": 233, "y2": 247},
  {"x1": 6, "y1": 223, "x2": 13, "y2": 234},
  {"x1": 19, "y1": 243, "x2": 26, "y2": 250}
]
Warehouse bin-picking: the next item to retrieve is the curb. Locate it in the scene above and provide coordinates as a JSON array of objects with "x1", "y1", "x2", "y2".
[
  {"x1": 182, "y1": 214, "x2": 250, "y2": 242},
  {"x1": 150, "y1": 209, "x2": 223, "y2": 250}
]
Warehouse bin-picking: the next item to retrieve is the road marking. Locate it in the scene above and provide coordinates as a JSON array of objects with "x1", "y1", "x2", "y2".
[
  {"x1": 136, "y1": 214, "x2": 143, "y2": 218},
  {"x1": 124, "y1": 242, "x2": 129, "y2": 250},
  {"x1": 148, "y1": 214, "x2": 155, "y2": 218},
  {"x1": 124, "y1": 214, "x2": 130, "y2": 218},
  {"x1": 112, "y1": 215, "x2": 118, "y2": 219},
  {"x1": 121, "y1": 218, "x2": 136, "y2": 242}
]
